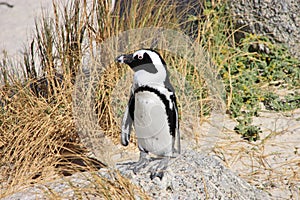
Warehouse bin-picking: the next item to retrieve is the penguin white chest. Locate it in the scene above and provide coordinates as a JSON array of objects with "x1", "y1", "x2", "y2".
[{"x1": 134, "y1": 91, "x2": 172, "y2": 156}]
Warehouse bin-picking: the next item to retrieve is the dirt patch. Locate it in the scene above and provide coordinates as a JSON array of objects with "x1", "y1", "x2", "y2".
[{"x1": 211, "y1": 109, "x2": 300, "y2": 199}]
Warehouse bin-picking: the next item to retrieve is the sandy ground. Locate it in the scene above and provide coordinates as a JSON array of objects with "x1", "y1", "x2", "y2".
[
  {"x1": 212, "y1": 109, "x2": 300, "y2": 199},
  {"x1": 0, "y1": 0, "x2": 54, "y2": 60}
]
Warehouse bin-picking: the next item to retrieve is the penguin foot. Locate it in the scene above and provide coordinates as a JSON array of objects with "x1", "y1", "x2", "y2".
[
  {"x1": 149, "y1": 157, "x2": 169, "y2": 180},
  {"x1": 129, "y1": 151, "x2": 149, "y2": 174}
]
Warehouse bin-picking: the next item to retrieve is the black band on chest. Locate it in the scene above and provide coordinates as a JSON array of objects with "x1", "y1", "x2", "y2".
[{"x1": 134, "y1": 85, "x2": 176, "y2": 137}]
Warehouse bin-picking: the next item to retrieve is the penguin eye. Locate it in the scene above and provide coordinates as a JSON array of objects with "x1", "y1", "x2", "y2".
[{"x1": 137, "y1": 54, "x2": 143, "y2": 60}]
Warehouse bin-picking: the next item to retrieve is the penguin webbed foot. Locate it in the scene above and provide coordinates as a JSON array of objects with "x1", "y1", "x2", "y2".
[
  {"x1": 129, "y1": 151, "x2": 170, "y2": 180},
  {"x1": 129, "y1": 151, "x2": 150, "y2": 174},
  {"x1": 149, "y1": 157, "x2": 169, "y2": 180}
]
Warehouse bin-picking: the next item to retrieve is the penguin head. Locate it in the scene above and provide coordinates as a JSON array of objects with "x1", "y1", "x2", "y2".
[{"x1": 116, "y1": 49, "x2": 166, "y2": 73}]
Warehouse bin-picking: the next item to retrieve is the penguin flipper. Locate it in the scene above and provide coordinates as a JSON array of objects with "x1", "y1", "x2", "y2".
[{"x1": 121, "y1": 93, "x2": 135, "y2": 146}]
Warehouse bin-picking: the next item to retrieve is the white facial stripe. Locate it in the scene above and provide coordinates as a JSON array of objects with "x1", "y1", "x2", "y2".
[
  {"x1": 133, "y1": 50, "x2": 163, "y2": 65},
  {"x1": 133, "y1": 50, "x2": 145, "y2": 61},
  {"x1": 132, "y1": 49, "x2": 167, "y2": 88},
  {"x1": 137, "y1": 52, "x2": 143, "y2": 59},
  {"x1": 117, "y1": 55, "x2": 125, "y2": 63}
]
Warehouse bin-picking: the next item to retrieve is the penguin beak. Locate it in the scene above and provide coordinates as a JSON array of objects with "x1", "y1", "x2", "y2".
[{"x1": 116, "y1": 54, "x2": 133, "y2": 64}]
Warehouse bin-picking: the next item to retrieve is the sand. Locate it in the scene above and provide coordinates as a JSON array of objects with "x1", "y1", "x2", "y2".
[{"x1": 0, "y1": 0, "x2": 54, "y2": 60}]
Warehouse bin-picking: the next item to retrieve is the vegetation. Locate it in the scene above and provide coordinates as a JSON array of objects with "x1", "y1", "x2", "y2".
[
  {"x1": 219, "y1": 34, "x2": 300, "y2": 141},
  {"x1": 0, "y1": 0, "x2": 299, "y2": 198}
]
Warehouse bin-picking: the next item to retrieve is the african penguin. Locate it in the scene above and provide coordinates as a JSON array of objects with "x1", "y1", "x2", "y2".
[{"x1": 116, "y1": 49, "x2": 180, "y2": 179}]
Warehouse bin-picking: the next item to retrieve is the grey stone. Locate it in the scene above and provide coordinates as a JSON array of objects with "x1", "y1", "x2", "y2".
[
  {"x1": 2, "y1": 151, "x2": 269, "y2": 199},
  {"x1": 112, "y1": 0, "x2": 300, "y2": 59},
  {"x1": 229, "y1": 0, "x2": 300, "y2": 59},
  {"x1": 116, "y1": 150, "x2": 269, "y2": 199}
]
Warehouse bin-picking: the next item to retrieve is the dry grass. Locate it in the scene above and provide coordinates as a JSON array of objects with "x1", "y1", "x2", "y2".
[
  {"x1": 213, "y1": 136, "x2": 300, "y2": 198},
  {"x1": 208, "y1": 110, "x2": 300, "y2": 198},
  {"x1": 0, "y1": 0, "x2": 299, "y2": 199},
  {"x1": 0, "y1": 0, "x2": 207, "y2": 198},
  {"x1": 1, "y1": 0, "x2": 152, "y2": 198}
]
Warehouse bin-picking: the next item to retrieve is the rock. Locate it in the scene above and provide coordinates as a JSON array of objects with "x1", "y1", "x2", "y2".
[
  {"x1": 1, "y1": 150, "x2": 269, "y2": 199},
  {"x1": 229, "y1": 0, "x2": 300, "y2": 59},
  {"x1": 112, "y1": 0, "x2": 300, "y2": 59},
  {"x1": 117, "y1": 150, "x2": 270, "y2": 199}
]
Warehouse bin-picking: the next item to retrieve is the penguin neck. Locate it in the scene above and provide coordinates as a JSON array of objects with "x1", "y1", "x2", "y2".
[{"x1": 133, "y1": 64, "x2": 167, "y2": 88}]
